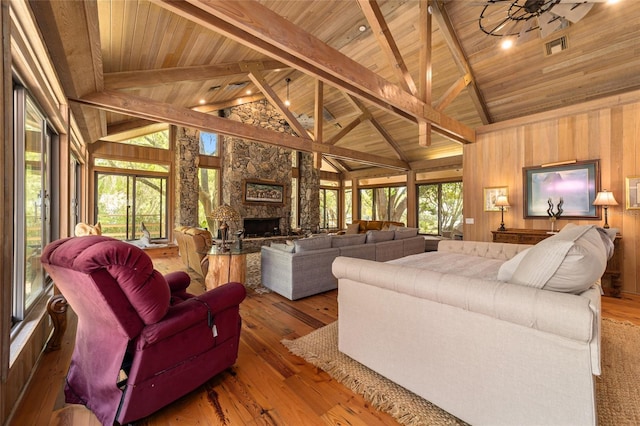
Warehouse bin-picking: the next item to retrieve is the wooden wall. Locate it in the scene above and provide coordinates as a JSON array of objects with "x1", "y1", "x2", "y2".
[{"x1": 464, "y1": 90, "x2": 640, "y2": 294}]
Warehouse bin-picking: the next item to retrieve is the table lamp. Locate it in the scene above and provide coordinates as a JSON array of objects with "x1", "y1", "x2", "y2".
[
  {"x1": 209, "y1": 204, "x2": 240, "y2": 251},
  {"x1": 593, "y1": 190, "x2": 618, "y2": 229},
  {"x1": 495, "y1": 195, "x2": 510, "y2": 231}
]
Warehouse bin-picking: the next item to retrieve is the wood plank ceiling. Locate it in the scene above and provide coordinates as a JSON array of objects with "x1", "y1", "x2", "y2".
[{"x1": 29, "y1": 0, "x2": 640, "y2": 174}]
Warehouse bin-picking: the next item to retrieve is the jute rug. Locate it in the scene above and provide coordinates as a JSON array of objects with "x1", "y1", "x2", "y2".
[{"x1": 283, "y1": 318, "x2": 640, "y2": 426}]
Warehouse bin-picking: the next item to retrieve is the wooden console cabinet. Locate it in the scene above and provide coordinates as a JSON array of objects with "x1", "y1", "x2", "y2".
[{"x1": 492, "y1": 229, "x2": 623, "y2": 297}]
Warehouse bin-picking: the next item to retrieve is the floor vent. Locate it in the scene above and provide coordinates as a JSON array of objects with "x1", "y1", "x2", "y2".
[{"x1": 545, "y1": 36, "x2": 568, "y2": 56}]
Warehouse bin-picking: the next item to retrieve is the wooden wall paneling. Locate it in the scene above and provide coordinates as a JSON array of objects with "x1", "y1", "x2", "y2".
[
  {"x1": 470, "y1": 92, "x2": 640, "y2": 294},
  {"x1": 620, "y1": 104, "x2": 639, "y2": 293}
]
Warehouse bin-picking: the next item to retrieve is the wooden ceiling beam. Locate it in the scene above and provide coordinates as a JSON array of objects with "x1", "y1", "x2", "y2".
[
  {"x1": 241, "y1": 63, "x2": 309, "y2": 138},
  {"x1": 435, "y1": 73, "x2": 472, "y2": 112},
  {"x1": 314, "y1": 80, "x2": 324, "y2": 143},
  {"x1": 28, "y1": 0, "x2": 106, "y2": 142},
  {"x1": 192, "y1": 94, "x2": 265, "y2": 113},
  {"x1": 106, "y1": 119, "x2": 158, "y2": 136},
  {"x1": 357, "y1": 0, "x2": 417, "y2": 96},
  {"x1": 104, "y1": 60, "x2": 287, "y2": 90},
  {"x1": 409, "y1": 154, "x2": 463, "y2": 172},
  {"x1": 418, "y1": 0, "x2": 432, "y2": 147},
  {"x1": 348, "y1": 95, "x2": 409, "y2": 162},
  {"x1": 71, "y1": 90, "x2": 409, "y2": 170},
  {"x1": 324, "y1": 113, "x2": 368, "y2": 146},
  {"x1": 430, "y1": 1, "x2": 491, "y2": 125},
  {"x1": 151, "y1": 0, "x2": 475, "y2": 144}
]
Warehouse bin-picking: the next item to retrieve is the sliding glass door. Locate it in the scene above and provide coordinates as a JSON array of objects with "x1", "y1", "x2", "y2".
[{"x1": 95, "y1": 172, "x2": 168, "y2": 240}]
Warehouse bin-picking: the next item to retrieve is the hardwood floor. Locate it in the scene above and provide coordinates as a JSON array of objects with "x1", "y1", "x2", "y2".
[{"x1": 8, "y1": 254, "x2": 640, "y2": 426}]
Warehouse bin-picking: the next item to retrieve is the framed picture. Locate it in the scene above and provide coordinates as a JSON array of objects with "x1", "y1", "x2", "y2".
[
  {"x1": 484, "y1": 186, "x2": 509, "y2": 211},
  {"x1": 626, "y1": 176, "x2": 640, "y2": 210},
  {"x1": 523, "y1": 159, "x2": 600, "y2": 219},
  {"x1": 243, "y1": 180, "x2": 285, "y2": 205}
]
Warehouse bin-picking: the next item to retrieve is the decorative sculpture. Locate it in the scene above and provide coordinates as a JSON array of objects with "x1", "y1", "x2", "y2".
[{"x1": 547, "y1": 197, "x2": 564, "y2": 231}]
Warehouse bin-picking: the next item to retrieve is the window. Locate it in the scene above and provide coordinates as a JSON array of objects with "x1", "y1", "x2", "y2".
[
  {"x1": 198, "y1": 167, "x2": 219, "y2": 229},
  {"x1": 290, "y1": 177, "x2": 298, "y2": 230},
  {"x1": 319, "y1": 187, "x2": 338, "y2": 229},
  {"x1": 95, "y1": 172, "x2": 168, "y2": 240},
  {"x1": 417, "y1": 181, "x2": 463, "y2": 236},
  {"x1": 12, "y1": 88, "x2": 53, "y2": 324},
  {"x1": 112, "y1": 129, "x2": 169, "y2": 149},
  {"x1": 199, "y1": 132, "x2": 218, "y2": 156},
  {"x1": 359, "y1": 186, "x2": 407, "y2": 223},
  {"x1": 344, "y1": 187, "x2": 352, "y2": 225}
]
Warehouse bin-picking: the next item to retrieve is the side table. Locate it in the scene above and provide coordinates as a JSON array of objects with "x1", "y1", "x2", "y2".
[{"x1": 205, "y1": 246, "x2": 250, "y2": 290}]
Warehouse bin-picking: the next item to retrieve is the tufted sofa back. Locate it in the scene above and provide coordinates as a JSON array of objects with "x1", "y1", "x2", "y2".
[{"x1": 438, "y1": 240, "x2": 532, "y2": 260}]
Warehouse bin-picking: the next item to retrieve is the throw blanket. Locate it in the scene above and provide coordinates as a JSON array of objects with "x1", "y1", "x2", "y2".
[{"x1": 387, "y1": 252, "x2": 504, "y2": 281}]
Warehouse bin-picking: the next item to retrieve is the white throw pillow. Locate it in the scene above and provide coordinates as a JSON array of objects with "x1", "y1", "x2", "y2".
[
  {"x1": 497, "y1": 248, "x2": 531, "y2": 282},
  {"x1": 510, "y1": 224, "x2": 607, "y2": 294}
]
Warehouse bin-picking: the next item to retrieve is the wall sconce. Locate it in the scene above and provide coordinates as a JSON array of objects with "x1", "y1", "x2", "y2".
[
  {"x1": 593, "y1": 190, "x2": 618, "y2": 229},
  {"x1": 494, "y1": 195, "x2": 510, "y2": 231}
]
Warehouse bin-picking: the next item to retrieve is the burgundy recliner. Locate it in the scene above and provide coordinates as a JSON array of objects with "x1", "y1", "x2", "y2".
[{"x1": 41, "y1": 236, "x2": 246, "y2": 425}]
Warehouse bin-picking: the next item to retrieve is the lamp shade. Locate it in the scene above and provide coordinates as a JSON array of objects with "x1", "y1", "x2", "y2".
[
  {"x1": 209, "y1": 204, "x2": 240, "y2": 221},
  {"x1": 494, "y1": 195, "x2": 510, "y2": 207},
  {"x1": 593, "y1": 190, "x2": 618, "y2": 206}
]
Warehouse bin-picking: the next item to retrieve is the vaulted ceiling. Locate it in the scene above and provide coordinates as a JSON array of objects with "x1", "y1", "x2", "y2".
[{"x1": 29, "y1": 0, "x2": 640, "y2": 174}]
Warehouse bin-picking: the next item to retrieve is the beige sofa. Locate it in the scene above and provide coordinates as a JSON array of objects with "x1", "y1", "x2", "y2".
[
  {"x1": 333, "y1": 224, "x2": 614, "y2": 426},
  {"x1": 174, "y1": 226, "x2": 213, "y2": 277}
]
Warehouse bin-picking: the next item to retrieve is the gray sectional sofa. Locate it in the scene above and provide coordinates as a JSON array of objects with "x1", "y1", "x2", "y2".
[{"x1": 260, "y1": 229, "x2": 424, "y2": 300}]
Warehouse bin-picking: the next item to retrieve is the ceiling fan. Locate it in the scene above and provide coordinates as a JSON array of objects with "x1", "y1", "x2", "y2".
[{"x1": 479, "y1": 0, "x2": 608, "y2": 40}]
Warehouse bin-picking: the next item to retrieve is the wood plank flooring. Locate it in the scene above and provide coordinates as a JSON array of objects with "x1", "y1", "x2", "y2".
[{"x1": 8, "y1": 254, "x2": 640, "y2": 425}]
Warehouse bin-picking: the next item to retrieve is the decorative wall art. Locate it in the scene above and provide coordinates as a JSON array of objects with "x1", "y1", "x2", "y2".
[
  {"x1": 243, "y1": 180, "x2": 285, "y2": 205},
  {"x1": 626, "y1": 176, "x2": 640, "y2": 210},
  {"x1": 484, "y1": 186, "x2": 509, "y2": 212},
  {"x1": 523, "y1": 160, "x2": 600, "y2": 219}
]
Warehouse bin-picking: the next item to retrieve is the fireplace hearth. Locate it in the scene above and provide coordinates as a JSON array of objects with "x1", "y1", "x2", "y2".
[{"x1": 243, "y1": 218, "x2": 281, "y2": 237}]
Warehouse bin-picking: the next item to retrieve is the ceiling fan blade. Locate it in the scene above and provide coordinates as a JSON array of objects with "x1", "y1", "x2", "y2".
[
  {"x1": 538, "y1": 11, "x2": 564, "y2": 38},
  {"x1": 516, "y1": 19, "x2": 538, "y2": 45},
  {"x1": 552, "y1": 3, "x2": 595, "y2": 23}
]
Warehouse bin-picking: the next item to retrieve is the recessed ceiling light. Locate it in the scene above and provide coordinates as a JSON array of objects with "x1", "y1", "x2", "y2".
[
  {"x1": 501, "y1": 39, "x2": 514, "y2": 49},
  {"x1": 199, "y1": 99, "x2": 206, "y2": 105},
  {"x1": 246, "y1": 89, "x2": 252, "y2": 95},
  {"x1": 358, "y1": 25, "x2": 367, "y2": 32}
]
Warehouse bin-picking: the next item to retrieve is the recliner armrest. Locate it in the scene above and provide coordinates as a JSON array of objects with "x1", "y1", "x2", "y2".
[{"x1": 138, "y1": 282, "x2": 246, "y2": 347}]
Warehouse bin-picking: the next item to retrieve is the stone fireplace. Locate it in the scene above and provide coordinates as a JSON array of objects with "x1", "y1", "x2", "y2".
[{"x1": 243, "y1": 217, "x2": 282, "y2": 237}]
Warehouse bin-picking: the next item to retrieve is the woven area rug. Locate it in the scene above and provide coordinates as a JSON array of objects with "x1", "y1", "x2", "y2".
[{"x1": 283, "y1": 318, "x2": 640, "y2": 426}]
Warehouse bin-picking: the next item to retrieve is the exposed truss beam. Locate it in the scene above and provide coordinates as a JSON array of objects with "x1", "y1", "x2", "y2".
[
  {"x1": 418, "y1": 0, "x2": 432, "y2": 147},
  {"x1": 357, "y1": 0, "x2": 417, "y2": 96},
  {"x1": 72, "y1": 91, "x2": 409, "y2": 170},
  {"x1": 430, "y1": 1, "x2": 491, "y2": 125},
  {"x1": 241, "y1": 63, "x2": 309, "y2": 138},
  {"x1": 104, "y1": 60, "x2": 287, "y2": 90},
  {"x1": 192, "y1": 94, "x2": 266, "y2": 113},
  {"x1": 435, "y1": 74, "x2": 472, "y2": 112},
  {"x1": 151, "y1": 0, "x2": 475, "y2": 144}
]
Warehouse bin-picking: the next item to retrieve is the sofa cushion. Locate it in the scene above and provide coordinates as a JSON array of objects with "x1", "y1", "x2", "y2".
[
  {"x1": 365, "y1": 230, "x2": 395, "y2": 243},
  {"x1": 271, "y1": 242, "x2": 295, "y2": 253},
  {"x1": 345, "y1": 222, "x2": 361, "y2": 234},
  {"x1": 331, "y1": 234, "x2": 367, "y2": 248},
  {"x1": 509, "y1": 224, "x2": 607, "y2": 293},
  {"x1": 294, "y1": 236, "x2": 331, "y2": 252},
  {"x1": 394, "y1": 227, "x2": 418, "y2": 240}
]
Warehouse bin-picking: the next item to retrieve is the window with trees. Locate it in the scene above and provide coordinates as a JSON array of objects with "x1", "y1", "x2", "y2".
[
  {"x1": 12, "y1": 87, "x2": 54, "y2": 325},
  {"x1": 319, "y1": 181, "x2": 339, "y2": 230},
  {"x1": 417, "y1": 181, "x2": 463, "y2": 236},
  {"x1": 359, "y1": 186, "x2": 407, "y2": 223},
  {"x1": 95, "y1": 172, "x2": 168, "y2": 240},
  {"x1": 198, "y1": 167, "x2": 219, "y2": 229}
]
